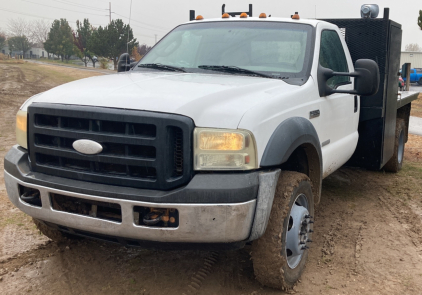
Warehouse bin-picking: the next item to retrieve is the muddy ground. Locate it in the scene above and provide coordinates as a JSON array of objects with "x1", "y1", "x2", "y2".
[{"x1": 1, "y1": 61, "x2": 422, "y2": 295}]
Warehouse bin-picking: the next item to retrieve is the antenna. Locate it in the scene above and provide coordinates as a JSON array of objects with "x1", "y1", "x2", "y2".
[{"x1": 127, "y1": 0, "x2": 133, "y2": 54}]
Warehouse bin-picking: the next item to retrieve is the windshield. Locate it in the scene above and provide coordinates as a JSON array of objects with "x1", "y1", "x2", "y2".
[{"x1": 135, "y1": 21, "x2": 314, "y2": 85}]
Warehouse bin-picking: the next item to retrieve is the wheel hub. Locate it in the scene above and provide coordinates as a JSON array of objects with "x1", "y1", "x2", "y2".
[{"x1": 285, "y1": 194, "x2": 313, "y2": 269}]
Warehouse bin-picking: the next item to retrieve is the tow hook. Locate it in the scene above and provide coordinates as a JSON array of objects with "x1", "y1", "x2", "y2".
[{"x1": 143, "y1": 211, "x2": 164, "y2": 225}]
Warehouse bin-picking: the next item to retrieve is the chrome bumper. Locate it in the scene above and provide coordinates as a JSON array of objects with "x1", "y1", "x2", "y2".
[{"x1": 4, "y1": 171, "x2": 261, "y2": 243}]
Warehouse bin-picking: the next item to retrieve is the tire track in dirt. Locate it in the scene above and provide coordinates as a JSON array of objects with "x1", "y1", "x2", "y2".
[{"x1": 183, "y1": 252, "x2": 219, "y2": 294}]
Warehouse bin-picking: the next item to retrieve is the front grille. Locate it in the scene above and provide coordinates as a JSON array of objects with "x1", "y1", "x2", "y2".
[{"x1": 28, "y1": 103, "x2": 194, "y2": 190}]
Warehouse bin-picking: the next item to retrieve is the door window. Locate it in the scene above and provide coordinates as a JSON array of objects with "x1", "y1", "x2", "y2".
[{"x1": 319, "y1": 30, "x2": 349, "y2": 88}]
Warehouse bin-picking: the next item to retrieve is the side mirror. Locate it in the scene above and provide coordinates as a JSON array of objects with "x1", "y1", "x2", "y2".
[
  {"x1": 117, "y1": 53, "x2": 131, "y2": 72},
  {"x1": 318, "y1": 59, "x2": 380, "y2": 97}
]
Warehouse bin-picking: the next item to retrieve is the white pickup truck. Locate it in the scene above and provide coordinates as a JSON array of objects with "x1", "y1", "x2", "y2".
[{"x1": 4, "y1": 5, "x2": 420, "y2": 290}]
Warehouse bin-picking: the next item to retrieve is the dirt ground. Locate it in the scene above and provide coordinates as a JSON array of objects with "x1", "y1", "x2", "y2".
[{"x1": 1, "y1": 62, "x2": 422, "y2": 295}]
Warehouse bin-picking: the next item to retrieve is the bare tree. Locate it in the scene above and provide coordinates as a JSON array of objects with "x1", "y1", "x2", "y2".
[
  {"x1": 405, "y1": 43, "x2": 422, "y2": 52},
  {"x1": 7, "y1": 18, "x2": 31, "y2": 38},
  {"x1": 29, "y1": 20, "x2": 50, "y2": 47}
]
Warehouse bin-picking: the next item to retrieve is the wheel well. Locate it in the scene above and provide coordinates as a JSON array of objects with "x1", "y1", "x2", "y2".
[{"x1": 280, "y1": 144, "x2": 322, "y2": 204}]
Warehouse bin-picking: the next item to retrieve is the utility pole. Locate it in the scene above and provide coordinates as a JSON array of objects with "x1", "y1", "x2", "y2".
[
  {"x1": 155, "y1": 34, "x2": 157, "y2": 44},
  {"x1": 109, "y1": 2, "x2": 111, "y2": 24}
]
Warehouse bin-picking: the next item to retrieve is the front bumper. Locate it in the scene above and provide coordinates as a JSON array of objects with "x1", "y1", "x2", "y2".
[{"x1": 4, "y1": 145, "x2": 280, "y2": 243}]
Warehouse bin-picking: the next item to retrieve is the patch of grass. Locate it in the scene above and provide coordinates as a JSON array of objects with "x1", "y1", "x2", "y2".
[
  {"x1": 0, "y1": 59, "x2": 25, "y2": 64},
  {"x1": 0, "y1": 213, "x2": 31, "y2": 228},
  {"x1": 18, "y1": 62, "x2": 104, "y2": 84},
  {"x1": 385, "y1": 162, "x2": 422, "y2": 202},
  {"x1": 411, "y1": 94, "x2": 422, "y2": 118},
  {"x1": 401, "y1": 162, "x2": 422, "y2": 177}
]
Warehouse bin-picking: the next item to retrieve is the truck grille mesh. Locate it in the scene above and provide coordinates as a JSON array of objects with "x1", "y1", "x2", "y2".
[{"x1": 28, "y1": 104, "x2": 194, "y2": 190}]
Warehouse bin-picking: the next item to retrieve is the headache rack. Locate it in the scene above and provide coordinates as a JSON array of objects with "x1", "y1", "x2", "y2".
[
  {"x1": 190, "y1": 4, "x2": 253, "y2": 21},
  {"x1": 322, "y1": 8, "x2": 415, "y2": 170}
]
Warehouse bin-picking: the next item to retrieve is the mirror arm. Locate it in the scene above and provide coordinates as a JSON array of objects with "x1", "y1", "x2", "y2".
[{"x1": 332, "y1": 71, "x2": 360, "y2": 78}]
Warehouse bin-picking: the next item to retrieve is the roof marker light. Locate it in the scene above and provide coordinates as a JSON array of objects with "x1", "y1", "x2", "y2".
[
  {"x1": 291, "y1": 12, "x2": 300, "y2": 20},
  {"x1": 240, "y1": 12, "x2": 248, "y2": 18},
  {"x1": 222, "y1": 13, "x2": 230, "y2": 18},
  {"x1": 259, "y1": 13, "x2": 267, "y2": 18},
  {"x1": 196, "y1": 15, "x2": 204, "y2": 20}
]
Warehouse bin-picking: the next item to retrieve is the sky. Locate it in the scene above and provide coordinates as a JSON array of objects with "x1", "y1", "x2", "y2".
[{"x1": 0, "y1": 0, "x2": 421, "y2": 49}]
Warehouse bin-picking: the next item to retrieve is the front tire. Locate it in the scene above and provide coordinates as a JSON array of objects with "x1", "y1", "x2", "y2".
[
  {"x1": 33, "y1": 218, "x2": 78, "y2": 243},
  {"x1": 418, "y1": 78, "x2": 422, "y2": 86},
  {"x1": 252, "y1": 171, "x2": 314, "y2": 290}
]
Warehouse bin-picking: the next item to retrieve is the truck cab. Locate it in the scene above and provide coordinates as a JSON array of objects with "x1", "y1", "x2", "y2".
[{"x1": 4, "y1": 6, "x2": 418, "y2": 291}]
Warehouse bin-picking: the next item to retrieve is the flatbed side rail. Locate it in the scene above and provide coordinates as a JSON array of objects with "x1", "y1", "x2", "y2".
[{"x1": 397, "y1": 91, "x2": 420, "y2": 109}]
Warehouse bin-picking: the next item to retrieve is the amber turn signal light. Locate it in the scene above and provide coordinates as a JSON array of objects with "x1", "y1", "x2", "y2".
[
  {"x1": 196, "y1": 15, "x2": 204, "y2": 20},
  {"x1": 259, "y1": 13, "x2": 267, "y2": 18},
  {"x1": 222, "y1": 13, "x2": 230, "y2": 18},
  {"x1": 240, "y1": 12, "x2": 248, "y2": 18},
  {"x1": 291, "y1": 12, "x2": 300, "y2": 20}
]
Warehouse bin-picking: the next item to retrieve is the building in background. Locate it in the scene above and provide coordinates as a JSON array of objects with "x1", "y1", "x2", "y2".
[
  {"x1": 400, "y1": 51, "x2": 422, "y2": 68},
  {"x1": 1, "y1": 44, "x2": 47, "y2": 59}
]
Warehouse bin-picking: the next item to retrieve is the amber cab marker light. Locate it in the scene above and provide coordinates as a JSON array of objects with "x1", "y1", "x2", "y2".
[
  {"x1": 222, "y1": 13, "x2": 230, "y2": 18},
  {"x1": 240, "y1": 12, "x2": 248, "y2": 18},
  {"x1": 259, "y1": 13, "x2": 267, "y2": 18},
  {"x1": 196, "y1": 15, "x2": 204, "y2": 20},
  {"x1": 291, "y1": 12, "x2": 300, "y2": 20}
]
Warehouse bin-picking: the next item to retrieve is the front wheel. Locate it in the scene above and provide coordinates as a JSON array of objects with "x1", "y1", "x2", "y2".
[
  {"x1": 418, "y1": 78, "x2": 422, "y2": 86},
  {"x1": 251, "y1": 171, "x2": 314, "y2": 290},
  {"x1": 33, "y1": 218, "x2": 80, "y2": 243}
]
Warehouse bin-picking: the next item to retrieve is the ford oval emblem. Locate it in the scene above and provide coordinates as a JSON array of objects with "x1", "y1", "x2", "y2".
[{"x1": 72, "y1": 139, "x2": 103, "y2": 155}]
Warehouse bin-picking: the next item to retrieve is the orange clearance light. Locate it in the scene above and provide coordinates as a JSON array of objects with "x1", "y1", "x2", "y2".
[
  {"x1": 240, "y1": 12, "x2": 248, "y2": 18},
  {"x1": 291, "y1": 12, "x2": 300, "y2": 20},
  {"x1": 196, "y1": 15, "x2": 204, "y2": 20},
  {"x1": 259, "y1": 13, "x2": 267, "y2": 18},
  {"x1": 222, "y1": 13, "x2": 230, "y2": 18}
]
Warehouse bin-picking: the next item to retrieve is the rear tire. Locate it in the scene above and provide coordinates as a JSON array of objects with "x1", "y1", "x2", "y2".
[
  {"x1": 33, "y1": 218, "x2": 78, "y2": 243},
  {"x1": 384, "y1": 119, "x2": 405, "y2": 172},
  {"x1": 418, "y1": 78, "x2": 422, "y2": 86},
  {"x1": 251, "y1": 171, "x2": 314, "y2": 290}
]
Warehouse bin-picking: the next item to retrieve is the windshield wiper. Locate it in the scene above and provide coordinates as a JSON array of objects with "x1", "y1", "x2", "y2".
[
  {"x1": 198, "y1": 65, "x2": 274, "y2": 79},
  {"x1": 138, "y1": 63, "x2": 186, "y2": 72}
]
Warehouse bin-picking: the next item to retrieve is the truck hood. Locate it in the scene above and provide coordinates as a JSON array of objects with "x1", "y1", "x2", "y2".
[{"x1": 32, "y1": 71, "x2": 298, "y2": 129}]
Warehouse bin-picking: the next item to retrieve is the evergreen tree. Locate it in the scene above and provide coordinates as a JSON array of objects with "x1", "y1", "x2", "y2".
[
  {"x1": 90, "y1": 19, "x2": 138, "y2": 70},
  {"x1": 44, "y1": 19, "x2": 74, "y2": 61},
  {"x1": 7, "y1": 35, "x2": 31, "y2": 56},
  {"x1": 73, "y1": 19, "x2": 97, "y2": 67}
]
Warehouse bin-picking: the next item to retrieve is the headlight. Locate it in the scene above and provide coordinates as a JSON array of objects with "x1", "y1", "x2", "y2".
[
  {"x1": 16, "y1": 110, "x2": 28, "y2": 149},
  {"x1": 15, "y1": 93, "x2": 41, "y2": 149},
  {"x1": 194, "y1": 128, "x2": 258, "y2": 170}
]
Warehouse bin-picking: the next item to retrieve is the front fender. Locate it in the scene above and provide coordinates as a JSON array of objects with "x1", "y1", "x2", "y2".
[
  {"x1": 260, "y1": 117, "x2": 322, "y2": 203},
  {"x1": 261, "y1": 117, "x2": 321, "y2": 166}
]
